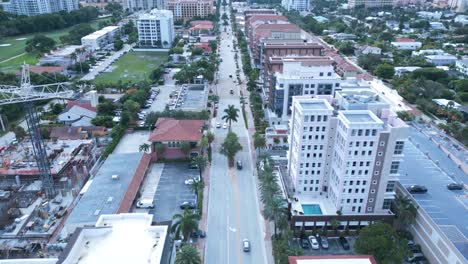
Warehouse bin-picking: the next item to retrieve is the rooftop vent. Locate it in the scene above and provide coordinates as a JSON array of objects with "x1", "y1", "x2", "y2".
[{"x1": 111, "y1": 174, "x2": 119, "y2": 180}]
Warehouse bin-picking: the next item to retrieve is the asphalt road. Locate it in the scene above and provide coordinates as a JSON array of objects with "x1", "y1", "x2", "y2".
[
  {"x1": 205, "y1": 7, "x2": 267, "y2": 264},
  {"x1": 399, "y1": 127, "x2": 468, "y2": 258}
]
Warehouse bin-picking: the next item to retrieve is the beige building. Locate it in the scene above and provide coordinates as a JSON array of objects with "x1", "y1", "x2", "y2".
[
  {"x1": 165, "y1": 0, "x2": 213, "y2": 20},
  {"x1": 348, "y1": 0, "x2": 394, "y2": 8}
]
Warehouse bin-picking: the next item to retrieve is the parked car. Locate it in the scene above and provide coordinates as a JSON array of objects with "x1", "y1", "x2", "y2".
[
  {"x1": 223, "y1": 123, "x2": 228, "y2": 129},
  {"x1": 320, "y1": 236, "x2": 329, "y2": 249},
  {"x1": 179, "y1": 201, "x2": 196, "y2": 209},
  {"x1": 191, "y1": 230, "x2": 206, "y2": 238},
  {"x1": 308, "y1": 236, "x2": 319, "y2": 250},
  {"x1": 407, "y1": 185, "x2": 428, "y2": 194},
  {"x1": 136, "y1": 198, "x2": 154, "y2": 209},
  {"x1": 447, "y1": 183, "x2": 464, "y2": 190},
  {"x1": 407, "y1": 252, "x2": 426, "y2": 263},
  {"x1": 300, "y1": 238, "x2": 310, "y2": 249},
  {"x1": 236, "y1": 160, "x2": 243, "y2": 170},
  {"x1": 339, "y1": 236, "x2": 350, "y2": 250},
  {"x1": 216, "y1": 122, "x2": 221, "y2": 128},
  {"x1": 242, "y1": 239, "x2": 251, "y2": 252}
]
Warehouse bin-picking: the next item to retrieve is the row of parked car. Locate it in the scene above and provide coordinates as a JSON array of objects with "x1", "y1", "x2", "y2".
[
  {"x1": 300, "y1": 235, "x2": 350, "y2": 250},
  {"x1": 407, "y1": 182, "x2": 464, "y2": 194}
]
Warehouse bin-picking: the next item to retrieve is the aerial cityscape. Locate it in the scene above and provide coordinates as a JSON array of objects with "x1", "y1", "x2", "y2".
[{"x1": 0, "y1": 0, "x2": 466, "y2": 263}]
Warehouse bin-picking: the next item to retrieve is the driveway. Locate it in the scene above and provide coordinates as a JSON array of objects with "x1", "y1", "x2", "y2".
[
  {"x1": 149, "y1": 162, "x2": 198, "y2": 221},
  {"x1": 81, "y1": 44, "x2": 133, "y2": 81}
]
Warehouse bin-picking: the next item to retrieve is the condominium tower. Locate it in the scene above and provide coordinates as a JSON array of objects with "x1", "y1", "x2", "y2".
[
  {"x1": 1, "y1": 0, "x2": 78, "y2": 16},
  {"x1": 137, "y1": 9, "x2": 175, "y2": 48},
  {"x1": 287, "y1": 96, "x2": 408, "y2": 214},
  {"x1": 164, "y1": 0, "x2": 213, "y2": 20},
  {"x1": 281, "y1": 0, "x2": 310, "y2": 11}
]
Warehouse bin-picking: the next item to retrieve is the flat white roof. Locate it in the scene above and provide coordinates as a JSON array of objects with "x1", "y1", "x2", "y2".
[
  {"x1": 339, "y1": 110, "x2": 384, "y2": 125},
  {"x1": 62, "y1": 213, "x2": 167, "y2": 264},
  {"x1": 82, "y1": 26, "x2": 119, "y2": 41},
  {"x1": 295, "y1": 97, "x2": 334, "y2": 111},
  {"x1": 297, "y1": 259, "x2": 373, "y2": 264}
]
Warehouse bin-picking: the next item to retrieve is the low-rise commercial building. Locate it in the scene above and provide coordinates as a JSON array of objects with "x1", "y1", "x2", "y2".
[
  {"x1": 137, "y1": 9, "x2": 175, "y2": 48},
  {"x1": 391, "y1": 38, "x2": 422, "y2": 50},
  {"x1": 425, "y1": 55, "x2": 457, "y2": 66},
  {"x1": 165, "y1": 0, "x2": 213, "y2": 20},
  {"x1": 81, "y1": 26, "x2": 120, "y2": 51}
]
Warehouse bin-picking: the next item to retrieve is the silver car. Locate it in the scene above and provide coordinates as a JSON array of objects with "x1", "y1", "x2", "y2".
[{"x1": 242, "y1": 239, "x2": 251, "y2": 252}]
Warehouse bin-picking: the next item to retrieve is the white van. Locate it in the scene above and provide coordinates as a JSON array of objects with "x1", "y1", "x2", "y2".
[{"x1": 137, "y1": 198, "x2": 155, "y2": 209}]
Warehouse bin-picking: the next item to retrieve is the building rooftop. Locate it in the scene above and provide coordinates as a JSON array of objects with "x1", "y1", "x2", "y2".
[
  {"x1": 340, "y1": 111, "x2": 383, "y2": 125},
  {"x1": 50, "y1": 45, "x2": 83, "y2": 56},
  {"x1": 289, "y1": 255, "x2": 377, "y2": 264},
  {"x1": 138, "y1": 9, "x2": 173, "y2": 20},
  {"x1": 64, "y1": 153, "x2": 150, "y2": 234},
  {"x1": 295, "y1": 97, "x2": 334, "y2": 111},
  {"x1": 82, "y1": 26, "x2": 119, "y2": 41},
  {"x1": 59, "y1": 214, "x2": 168, "y2": 264},
  {"x1": 149, "y1": 118, "x2": 204, "y2": 142}
]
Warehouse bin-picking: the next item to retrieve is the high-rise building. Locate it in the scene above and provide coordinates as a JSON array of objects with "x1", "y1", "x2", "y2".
[
  {"x1": 287, "y1": 96, "x2": 408, "y2": 214},
  {"x1": 348, "y1": 0, "x2": 394, "y2": 8},
  {"x1": 281, "y1": 0, "x2": 310, "y2": 11},
  {"x1": 1, "y1": 0, "x2": 78, "y2": 16},
  {"x1": 124, "y1": 0, "x2": 164, "y2": 12},
  {"x1": 137, "y1": 9, "x2": 175, "y2": 48},
  {"x1": 164, "y1": 0, "x2": 213, "y2": 20}
]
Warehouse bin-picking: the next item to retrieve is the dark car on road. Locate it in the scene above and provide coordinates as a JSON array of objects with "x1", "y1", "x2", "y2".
[
  {"x1": 407, "y1": 185, "x2": 428, "y2": 194},
  {"x1": 236, "y1": 160, "x2": 243, "y2": 170},
  {"x1": 447, "y1": 183, "x2": 464, "y2": 190},
  {"x1": 339, "y1": 236, "x2": 350, "y2": 250},
  {"x1": 191, "y1": 230, "x2": 206, "y2": 238},
  {"x1": 179, "y1": 201, "x2": 196, "y2": 209},
  {"x1": 301, "y1": 238, "x2": 310, "y2": 249}
]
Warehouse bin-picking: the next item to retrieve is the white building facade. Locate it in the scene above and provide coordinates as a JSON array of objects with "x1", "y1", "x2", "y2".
[
  {"x1": 287, "y1": 97, "x2": 408, "y2": 215},
  {"x1": 2, "y1": 0, "x2": 78, "y2": 16},
  {"x1": 271, "y1": 59, "x2": 342, "y2": 122},
  {"x1": 137, "y1": 9, "x2": 175, "y2": 48},
  {"x1": 281, "y1": 0, "x2": 310, "y2": 11},
  {"x1": 124, "y1": 0, "x2": 163, "y2": 11},
  {"x1": 81, "y1": 26, "x2": 120, "y2": 51},
  {"x1": 456, "y1": 58, "x2": 468, "y2": 75}
]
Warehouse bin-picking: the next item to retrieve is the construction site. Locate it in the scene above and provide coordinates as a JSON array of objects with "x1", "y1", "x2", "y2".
[{"x1": 0, "y1": 137, "x2": 102, "y2": 259}]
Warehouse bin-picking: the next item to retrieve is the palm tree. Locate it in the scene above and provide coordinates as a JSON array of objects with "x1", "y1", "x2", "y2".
[
  {"x1": 192, "y1": 155, "x2": 207, "y2": 181},
  {"x1": 206, "y1": 132, "x2": 215, "y2": 147},
  {"x1": 264, "y1": 196, "x2": 287, "y2": 237},
  {"x1": 171, "y1": 209, "x2": 199, "y2": 241},
  {"x1": 198, "y1": 137, "x2": 208, "y2": 154},
  {"x1": 222, "y1": 105, "x2": 239, "y2": 131},
  {"x1": 175, "y1": 245, "x2": 201, "y2": 264},
  {"x1": 139, "y1": 143, "x2": 150, "y2": 153},
  {"x1": 254, "y1": 132, "x2": 266, "y2": 154},
  {"x1": 220, "y1": 132, "x2": 242, "y2": 167},
  {"x1": 394, "y1": 193, "x2": 418, "y2": 230}
]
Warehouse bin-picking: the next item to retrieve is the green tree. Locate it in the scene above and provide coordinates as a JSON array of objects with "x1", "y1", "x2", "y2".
[
  {"x1": 60, "y1": 24, "x2": 95, "y2": 45},
  {"x1": 357, "y1": 54, "x2": 382, "y2": 72},
  {"x1": 25, "y1": 35, "x2": 56, "y2": 54},
  {"x1": 180, "y1": 141, "x2": 192, "y2": 157},
  {"x1": 123, "y1": 99, "x2": 140, "y2": 119},
  {"x1": 11, "y1": 125, "x2": 27, "y2": 141},
  {"x1": 220, "y1": 132, "x2": 242, "y2": 167},
  {"x1": 222, "y1": 105, "x2": 239, "y2": 131},
  {"x1": 329, "y1": 218, "x2": 340, "y2": 235},
  {"x1": 206, "y1": 132, "x2": 214, "y2": 147},
  {"x1": 191, "y1": 48, "x2": 204, "y2": 56},
  {"x1": 190, "y1": 178, "x2": 205, "y2": 197},
  {"x1": 394, "y1": 194, "x2": 418, "y2": 231},
  {"x1": 254, "y1": 132, "x2": 266, "y2": 153},
  {"x1": 139, "y1": 143, "x2": 150, "y2": 153},
  {"x1": 144, "y1": 112, "x2": 158, "y2": 127},
  {"x1": 354, "y1": 222, "x2": 409, "y2": 264},
  {"x1": 155, "y1": 143, "x2": 166, "y2": 158},
  {"x1": 175, "y1": 245, "x2": 201, "y2": 264},
  {"x1": 192, "y1": 155, "x2": 207, "y2": 181},
  {"x1": 114, "y1": 39, "x2": 124, "y2": 51},
  {"x1": 336, "y1": 41, "x2": 355, "y2": 55},
  {"x1": 264, "y1": 196, "x2": 287, "y2": 237},
  {"x1": 91, "y1": 116, "x2": 114, "y2": 127},
  {"x1": 171, "y1": 209, "x2": 199, "y2": 241},
  {"x1": 374, "y1": 63, "x2": 395, "y2": 79}
]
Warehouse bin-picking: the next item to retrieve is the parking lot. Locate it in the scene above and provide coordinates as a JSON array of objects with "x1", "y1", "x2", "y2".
[
  {"x1": 290, "y1": 236, "x2": 357, "y2": 256},
  {"x1": 149, "y1": 162, "x2": 198, "y2": 221},
  {"x1": 170, "y1": 84, "x2": 208, "y2": 111}
]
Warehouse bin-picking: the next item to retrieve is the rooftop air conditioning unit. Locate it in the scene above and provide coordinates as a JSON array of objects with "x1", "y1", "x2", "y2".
[{"x1": 111, "y1": 174, "x2": 119, "y2": 180}]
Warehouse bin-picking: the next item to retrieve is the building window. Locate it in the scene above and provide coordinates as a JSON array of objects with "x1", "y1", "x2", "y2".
[
  {"x1": 390, "y1": 161, "x2": 400, "y2": 174},
  {"x1": 372, "y1": 180, "x2": 377, "y2": 184},
  {"x1": 371, "y1": 189, "x2": 376, "y2": 194},
  {"x1": 319, "y1": 72, "x2": 324, "y2": 76},
  {"x1": 382, "y1": 199, "x2": 392, "y2": 209},
  {"x1": 394, "y1": 141, "x2": 405, "y2": 155},
  {"x1": 386, "y1": 181, "x2": 396, "y2": 192},
  {"x1": 380, "y1": 141, "x2": 385, "y2": 146},
  {"x1": 369, "y1": 198, "x2": 374, "y2": 203}
]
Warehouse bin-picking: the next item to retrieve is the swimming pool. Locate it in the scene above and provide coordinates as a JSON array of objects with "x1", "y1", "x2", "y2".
[{"x1": 302, "y1": 204, "x2": 323, "y2": 215}]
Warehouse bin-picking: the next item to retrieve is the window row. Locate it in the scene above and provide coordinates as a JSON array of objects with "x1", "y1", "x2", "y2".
[
  {"x1": 349, "y1": 141, "x2": 375, "y2": 148},
  {"x1": 299, "y1": 170, "x2": 322, "y2": 175},
  {"x1": 344, "y1": 180, "x2": 367, "y2": 186},
  {"x1": 304, "y1": 115, "x2": 329, "y2": 122},
  {"x1": 351, "y1": 129, "x2": 378, "y2": 137}
]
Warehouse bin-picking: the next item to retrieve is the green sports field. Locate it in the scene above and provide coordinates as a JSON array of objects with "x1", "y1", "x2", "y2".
[{"x1": 94, "y1": 51, "x2": 168, "y2": 85}]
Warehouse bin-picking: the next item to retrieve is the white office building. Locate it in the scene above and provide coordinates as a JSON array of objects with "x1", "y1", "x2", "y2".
[
  {"x1": 1, "y1": 0, "x2": 78, "y2": 16},
  {"x1": 270, "y1": 57, "x2": 342, "y2": 122},
  {"x1": 456, "y1": 58, "x2": 468, "y2": 75},
  {"x1": 81, "y1": 26, "x2": 120, "y2": 51},
  {"x1": 287, "y1": 96, "x2": 408, "y2": 215},
  {"x1": 281, "y1": 0, "x2": 310, "y2": 11},
  {"x1": 137, "y1": 9, "x2": 175, "y2": 48}
]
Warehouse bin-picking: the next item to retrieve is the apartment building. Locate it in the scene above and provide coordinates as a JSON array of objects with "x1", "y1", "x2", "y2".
[
  {"x1": 1, "y1": 0, "x2": 78, "y2": 16},
  {"x1": 124, "y1": 0, "x2": 163, "y2": 11},
  {"x1": 137, "y1": 9, "x2": 175, "y2": 48},
  {"x1": 281, "y1": 0, "x2": 310, "y2": 11},
  {"x1": 287, "y1": 96, "x2": 408, "y2": 215},
  {"x1": 348, "y1": 0, "x2": 394, "y2": 8},
  {"x1": 270, "y1": 57, "x2": 342, "y2": 121},
  {"x1": 164, "y1": 0, "x2": 213, "y2": 20},
  {"x1": 81, "y1": 26, "x2": 120, "y2": 51}
]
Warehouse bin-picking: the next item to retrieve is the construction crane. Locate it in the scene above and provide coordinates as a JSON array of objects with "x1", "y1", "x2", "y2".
[{"x1": 0, "y1": 64, "x2": 75, "y2": 198}]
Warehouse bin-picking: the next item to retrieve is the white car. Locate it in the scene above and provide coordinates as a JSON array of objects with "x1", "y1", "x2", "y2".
[
  {"x1": 185, "y1": 179, "x2": 195, "y2": 185},
  {"x1": 309, "y1": 236, "x2": 320, "y2": 250},
  {"x1": 223, "y1": 123, "x2": 228, "y2": 129},
  {"x1": 216, "y1": 122, "x2": 221, "y2": 128}
]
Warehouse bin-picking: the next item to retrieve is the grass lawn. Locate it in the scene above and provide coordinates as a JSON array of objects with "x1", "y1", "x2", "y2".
[
  {"x1": 0, "y1": 17, "x2": 112, "y2": 72},
  {"x1": 94, "y1": 51, "x2": 168, "y2": 85}
]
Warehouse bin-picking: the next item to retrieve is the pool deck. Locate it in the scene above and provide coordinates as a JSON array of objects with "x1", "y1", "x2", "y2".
[{"x1": 291, "y1": 196, "x2": 337, "y2": 216}]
